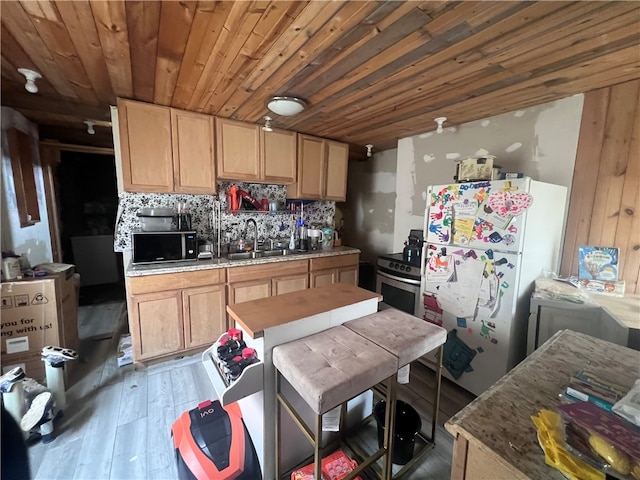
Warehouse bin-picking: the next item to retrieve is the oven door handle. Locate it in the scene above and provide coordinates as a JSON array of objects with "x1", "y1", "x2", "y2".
[{"x1": 377, "y1": 270, "x2": 421, "y2": 285}]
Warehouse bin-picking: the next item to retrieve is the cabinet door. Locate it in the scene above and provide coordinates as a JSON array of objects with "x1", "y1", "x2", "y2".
[
  {"x1": 129, "y1": 290, "x2": 183, "y2": 361},
  {"x1": 337, "y1": 265, "x2": 358, "y2": 286},
  {"x1": 272, "y1": 273, "x2": 308, "y2": 296},
  {"x1": 118, "y1": 99, "x2": 173, "y2": 192},
  {"x1": 228, "y1": 279, "x2": 271, "y2": 305},
  {"x1": 262, "y1": 128, "x2": 296, "y2": 184},
  {"x1": 172, "y1": 109, "x2": 215, "y2": 194},
  {"x1": 325, "y1": 140, "x2": 349, "y2": 201},
  {"x1": 310, "y1": 269, "x2": 335, "y2": 288},
  {"x1": 216, "y1": 118, "x2": 260, "y2": 181},
  {"x1": 183, "y1": 285, "x2": 226, "y2": 349},
  {"x1": 287, "y1": 134, "x2": 324, "y2": 199}
]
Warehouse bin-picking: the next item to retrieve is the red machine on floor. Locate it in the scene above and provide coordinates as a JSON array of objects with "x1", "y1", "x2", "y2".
[{"x1": 171, "y1": 399, "x2": 261, "y2": 480}]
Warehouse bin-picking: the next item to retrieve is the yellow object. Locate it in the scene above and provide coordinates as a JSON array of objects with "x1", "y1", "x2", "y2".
[
  {"x1": 531, "y1": 410, "x2": 605, "y2": 480},
  {"x1": 588, "y1": 434, "x2": 631, "y2": 475}
]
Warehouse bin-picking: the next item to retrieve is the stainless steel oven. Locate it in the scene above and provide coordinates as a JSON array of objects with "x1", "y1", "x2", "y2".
[{"x1": 376, "y1": 253, "x2": 421, "y2": 316}]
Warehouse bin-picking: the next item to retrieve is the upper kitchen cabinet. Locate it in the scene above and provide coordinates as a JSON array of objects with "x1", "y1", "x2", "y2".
[
  {"x1": 118, "y1": 98, "x2": 173, "y2": 193},
  {"x1": 287, "y1": 134, "x2": 348, "y2": 201},
  {"x1": 262, "y1": 128, "x2": 296, "y2": 184},
  {"x1": 216, "y1": 118, "x2": 296, "y2": 184},
  {"x1": 117, "y1": 98, "x2": 215, "y2": 194},
  {"x1": 171, "y1": 110, "x2": 215, "y2": 194}
]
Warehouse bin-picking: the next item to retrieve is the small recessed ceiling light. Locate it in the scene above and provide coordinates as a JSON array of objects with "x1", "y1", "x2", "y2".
[
  {"x1": 267, "y1": 96, "x2": 307, "y2": 116},
  {"x1": 17, "y1": 68, "x2": 42, "y2": 94}
]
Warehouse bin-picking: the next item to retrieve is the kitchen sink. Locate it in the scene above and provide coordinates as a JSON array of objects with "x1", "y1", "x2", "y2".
[
  {"x1": 262, "y1": 249, "x2": 291, "y2": 257},
  {"x1": 226, "y1": 249, "x2": 302, "y2": 261},
  {"x1": 227, "y1": 251, "x2": 262, "y2": 260}
]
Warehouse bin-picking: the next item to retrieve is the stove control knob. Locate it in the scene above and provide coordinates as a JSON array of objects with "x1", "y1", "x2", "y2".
[
  {"x1": 400, "y1": 265, "x2": 406, "y2": 271},
  {"x1": 406, "y1": 267, "x2": 412, "y2": 273},
  {"x1": 388, "y1": 261, "x2": 394, "y2": 268}
]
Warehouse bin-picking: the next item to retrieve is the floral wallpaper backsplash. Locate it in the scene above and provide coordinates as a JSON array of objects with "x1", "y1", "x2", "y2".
[{"x1": 114, "y1": 182, "x2": 335, "y2": 252}]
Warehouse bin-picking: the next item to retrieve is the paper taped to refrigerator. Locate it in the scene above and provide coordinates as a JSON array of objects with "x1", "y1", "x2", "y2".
[{"x1": 435, "y1": 256, "x2": 486, "y2": 318}]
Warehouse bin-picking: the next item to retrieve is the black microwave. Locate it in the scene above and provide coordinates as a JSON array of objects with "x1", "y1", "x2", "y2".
[{"x1": 132, "y1": 231, "x2": 197, "y2": 265}]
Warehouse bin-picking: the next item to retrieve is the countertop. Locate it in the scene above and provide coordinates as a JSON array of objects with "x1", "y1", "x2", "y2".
[
  {"x1": 533, "y1": 277, "x2": 640, "y2": 329},
  {"x1": 226, "y1": 283, "x2": 382, "y2": 338},
  {"x1": 445, "y1": 329, "x2": 640, "y2": 479},
  {"x1": 125, "y1": 246, "x2": 360, "y2": 277}
]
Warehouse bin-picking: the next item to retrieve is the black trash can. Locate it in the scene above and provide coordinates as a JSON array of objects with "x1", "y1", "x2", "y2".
[{"x1": 374, "y1": 400, "x2": 422, "y2": 465}]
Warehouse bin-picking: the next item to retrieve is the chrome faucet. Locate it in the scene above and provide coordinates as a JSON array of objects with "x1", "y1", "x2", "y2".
[{"x1": 246, "y1": 218, "x2": 259, "y2": 251}]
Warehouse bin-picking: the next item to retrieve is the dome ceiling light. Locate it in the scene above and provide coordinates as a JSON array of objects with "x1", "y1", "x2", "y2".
[{"x1": 267, "y1": 96, "x2": 307, "y2": 116}]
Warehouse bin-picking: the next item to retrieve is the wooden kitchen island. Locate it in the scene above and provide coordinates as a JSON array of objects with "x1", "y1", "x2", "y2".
[
  {"x1": 445, "y1": 330, "x2": 640, "y2": 480},
  {"x1": 203, "y1": 283, "x2": 382, "y2": 480}
]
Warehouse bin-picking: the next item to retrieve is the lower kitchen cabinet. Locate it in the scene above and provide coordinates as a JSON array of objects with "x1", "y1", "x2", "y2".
[
  {"x1": 126, "y1": 269, "x2": 226, "y2": 362},
  {"x1": 183, "y1": 285, "x2": 226, "y2": 349},
  {"x1": 309, "y1": 254, "x2": 359, "y2": 288},
  {"x1": 272, "y1": 272, "x2": 308, "y2": 295},
  {"x1": 228, "y1": 279, "x2": 272, "y2": 305},
  {"x1": 227, "y1": 260, "x2": 308, "y2": 306},
  {"x1": 128, "y1": 290, "x2": 184, "y2": 361}
]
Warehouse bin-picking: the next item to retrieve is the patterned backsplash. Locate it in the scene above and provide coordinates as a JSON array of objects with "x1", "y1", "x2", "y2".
[{"x1": 114, "y1": 182, "x2": 335, "y2": 251}]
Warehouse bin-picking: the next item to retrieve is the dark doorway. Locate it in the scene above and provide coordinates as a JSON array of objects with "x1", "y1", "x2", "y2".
[{"x1": 57, "y1": 151, "x2": 124, "y2": 305}]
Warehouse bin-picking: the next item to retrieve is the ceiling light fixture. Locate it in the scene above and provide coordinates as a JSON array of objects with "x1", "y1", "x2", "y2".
[
  {"x1": 267, "y1": 96, "x2": 307, "y2": 116},
  {"x1": 365, "y1": 144, "x2": 374, "y2": 158},
  {"x1": 435, "y1": 116, "x2": 447, "y2": 134},
  {"x1": 262, "y1": 116, "x2": 273, "y2": 132},
  {"x1": 84, "y1": 120, "x2": 96, "y2": 135},
  {"x1": 17, "y1": 68, "x2": 42, "y2": 94}
]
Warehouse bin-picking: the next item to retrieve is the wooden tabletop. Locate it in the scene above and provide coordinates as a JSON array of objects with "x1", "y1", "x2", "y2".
[
  {"x1": 445, "y1": 330, "x2": 640, "y2": 479},
  {"x1": 227, "y1": 284, "x2": 382, "y2": 338}
]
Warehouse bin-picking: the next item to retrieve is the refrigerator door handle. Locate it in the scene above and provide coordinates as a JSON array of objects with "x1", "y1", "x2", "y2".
[{"x1": 377, "y1": 270, "x2": 421, "y2": 285}]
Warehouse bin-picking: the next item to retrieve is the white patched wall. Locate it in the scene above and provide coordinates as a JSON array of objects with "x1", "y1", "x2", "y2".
[{"x1": 392, "y1": 94, "x2": 584, "y2": 252}]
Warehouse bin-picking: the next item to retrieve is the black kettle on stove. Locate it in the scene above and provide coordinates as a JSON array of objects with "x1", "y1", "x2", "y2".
[{"x1": 403, "y1": 233, "x2": 423, "y2": 267}]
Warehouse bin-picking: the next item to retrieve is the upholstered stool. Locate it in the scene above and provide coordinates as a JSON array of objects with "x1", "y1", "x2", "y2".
[
  {"x1": 344, "y1": 308, "x2": 447, "y2": 476},
  {"x1": 273, "y1": 325, "x2": 398, "y2": 480}
]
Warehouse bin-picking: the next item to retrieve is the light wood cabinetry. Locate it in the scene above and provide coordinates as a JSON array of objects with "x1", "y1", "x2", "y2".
[
  {"x1": 172, "y1": 109, "x2": 215, "y2": 194},
  {"x1": 227, "y1": 260, "x2": 308, "y2": 307},
  {"x1": 118, "y1": 98, "x2": 173, "y2": 193},
  {"x1": 309, "y1": 254, "x2": 359, "y2": 288},
  {"x1": 128, "y1": 290, "x2": 184, "y2": 361},
  {"x1": 126, "y1": 269, "x2": 226, "y2": 362},
  {"x1": 272, "y1": 272, "x2": 309, "y2": 295},
  {"x1": 183, "y1": 285, "x2": 226, "y2": 349},
  {"x1": 262, "y1": 128, "x2": 297, "y2": 184},
  {"x1": 118, "y1": 98, "x2": 215, "y2": 194},
  {"x1": 287, "y1": 134, "x2": 348, "y2": 201},
  {"x1": 216, "y1": 117, "x2": 296, "y2": 184}
]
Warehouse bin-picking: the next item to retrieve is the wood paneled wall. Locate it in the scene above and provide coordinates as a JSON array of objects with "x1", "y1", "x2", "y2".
[{"x1": 561, "y1": 79, "x2": 640, "y2": 294}]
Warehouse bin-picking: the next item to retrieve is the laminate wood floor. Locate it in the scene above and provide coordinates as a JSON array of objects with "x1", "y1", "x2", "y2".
[{"x1": 25, "y1": 305, "x2": 475, "y2": 480}]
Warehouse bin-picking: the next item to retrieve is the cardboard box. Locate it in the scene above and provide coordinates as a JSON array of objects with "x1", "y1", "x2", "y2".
[
  {"x1": 1, "y1": 279, "x2": 60, "y2": 356},
  {"x1": 1, "y1": 352, "x2": 46, "y2": 383}
]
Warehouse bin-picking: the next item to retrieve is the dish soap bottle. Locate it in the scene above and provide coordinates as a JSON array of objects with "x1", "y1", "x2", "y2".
[{"x1": 289, "y1": 231, "x2": 295, "y2": 250}]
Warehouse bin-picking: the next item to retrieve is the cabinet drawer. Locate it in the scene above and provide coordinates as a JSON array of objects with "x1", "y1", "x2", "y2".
[
  {"x1": 226, "y1": 259, "x2": 307, "y2": 283},
  {"x1": 127, "y1": 269, "x2": 224, "y2": 295},
  {"x1": 309, "y1": 254, "x2": 358, "y2": 272}
]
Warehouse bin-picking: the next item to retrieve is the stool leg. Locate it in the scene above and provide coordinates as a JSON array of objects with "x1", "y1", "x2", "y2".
[
  {"x1": 314, "y1": 414, "x2": 322, "y2": 480},
  {"x1": 275, "y1": 370, "x2": 281, "y2": 480},
  {"x1": 430, "y1": 345, "x2": 444, "y2": 443},
  {"x1": 382, "y1": 376, "x2": 397, "y2": 480}
]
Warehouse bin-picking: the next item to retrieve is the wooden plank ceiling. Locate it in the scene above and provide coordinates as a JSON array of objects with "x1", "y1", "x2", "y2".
[{"x1": 1, "y1": 1, "x2": 639, "y2": 154}]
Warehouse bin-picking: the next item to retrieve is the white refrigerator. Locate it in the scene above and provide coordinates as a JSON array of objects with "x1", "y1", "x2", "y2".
[{"x1": 419, "y1": 177, "x2": 567, "y2": 396}]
